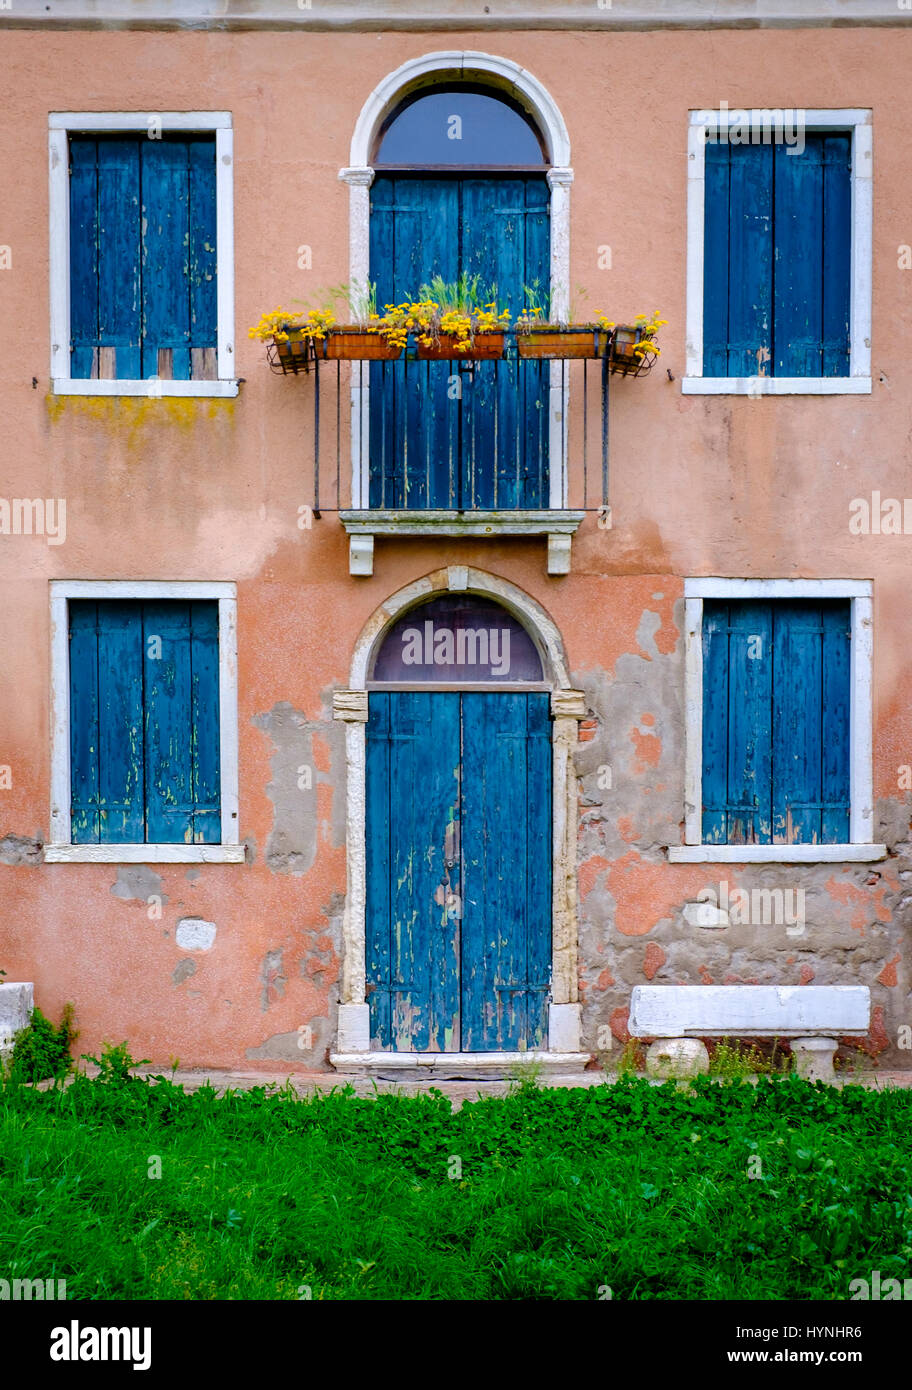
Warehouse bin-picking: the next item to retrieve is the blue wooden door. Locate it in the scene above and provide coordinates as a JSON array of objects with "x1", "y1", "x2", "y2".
[
  {"x1": 365, "y1": 691, "x2": 551, "y2": 1051},
  {"x1": 368, "y1": 175, "x2": 550, "y2": 509}
]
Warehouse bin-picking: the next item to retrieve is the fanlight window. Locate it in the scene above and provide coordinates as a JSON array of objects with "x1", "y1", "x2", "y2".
[{"x1": 373, "y1": 87, "x2": 547, "y2": 169}]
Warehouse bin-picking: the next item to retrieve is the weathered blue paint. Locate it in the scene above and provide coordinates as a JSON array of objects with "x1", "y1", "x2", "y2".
[
  {"x1": 69, "y1": 136, "x2": 217, "y2": 381},
  {"x1": 69, "y1": 600, "x2": 220, "y2": 844},
  {"x1": 702, "y1": 600, "x2": 850, "y2": 845},
  {"x1": 703, "y1": 134, "x2": 850, "y2": 377},
  {"x1": 365, "y1": 690, "x2": 551, "y2": 1051},
  {"x1": 368, "y1": 174, "x2": 549, "y2": 509}
]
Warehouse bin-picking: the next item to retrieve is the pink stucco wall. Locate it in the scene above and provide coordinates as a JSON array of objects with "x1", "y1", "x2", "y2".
[{"x1": 0, "y1": 25, "x2": 910, "y2": 1067}]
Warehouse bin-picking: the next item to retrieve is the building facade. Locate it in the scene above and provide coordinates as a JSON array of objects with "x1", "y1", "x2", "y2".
[{"x1": 1, "y1": 0, "x2": 910, "y2": 1072}]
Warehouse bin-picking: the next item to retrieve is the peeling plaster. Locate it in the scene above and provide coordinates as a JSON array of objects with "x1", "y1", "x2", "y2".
[
  {"x1": 260, "y1": 948, "x2": 286, "y2": 1011},
  {"x1": 0, "y1": 834, "x2": 43, "y2": 866},
  {"x1": 252, "y1": 701, "x2": 345, "y2": 876},
  {"x1": 172, "y1": 959, "x2": 196, "y2": 986},
  {"x1": 110, "y1": 866, "x2": 166, "y2": 904}
]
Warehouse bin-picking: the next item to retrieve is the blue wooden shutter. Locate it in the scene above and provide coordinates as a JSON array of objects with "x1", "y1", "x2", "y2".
[
  {"x1": 702, "y1": 600, "x2": 850, "y2": 845},
  {"x1": 69, "y1": 135, "x2": 216, "y2": 381},
  {"x1": 144, "y1": 601, "x2": 221, "y2": 843},
  {"x1": 702, "y1": 601, "x2": 773, "y2": 844},
  {"x1": 70, "y1": 600, "x2": 220, "y2": 844},
  {"x1": 772, "y1": 603, "x2": 850, "y2": 843},
  {"x1": 703, "y1": 143, "x2": 773, "y2": 376},
  {"x1": 704, "y1": 135, "x2": 850, "y2": 377},
  {"x1": 70, "y1": 601, "x2": 145, "y2": 843},
  {"x1": 461, "y1": 692, "x2": 551, "y2": 1051}
]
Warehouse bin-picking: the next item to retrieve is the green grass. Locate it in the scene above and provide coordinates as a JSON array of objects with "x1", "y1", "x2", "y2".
[{"x1": 1, "y1": 1070, "x2": 910, "y2": 1300}]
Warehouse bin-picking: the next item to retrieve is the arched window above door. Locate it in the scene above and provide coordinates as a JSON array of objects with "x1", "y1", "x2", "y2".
[{"x1": 373, "y1": 86, "x2": 548, "y2": 169}]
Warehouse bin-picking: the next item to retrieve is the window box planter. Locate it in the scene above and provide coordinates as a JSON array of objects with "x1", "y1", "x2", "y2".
[
  {"x1": 415, "y1": 331, "x2": 506, "y2": 360},
  {"x1": 317, "y1": 329, "x2": 402, "y2": 362},
  {"x1": 517, "y1": 326, "x2": 609, "y2": 360}
]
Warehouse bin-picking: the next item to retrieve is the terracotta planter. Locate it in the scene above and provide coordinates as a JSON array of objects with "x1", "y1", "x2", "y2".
[
  {"x1": 318, "y1": 329, "x2": 402, "y2": 361},
  {"x1": 416, "y1": 331, "x2": 505, "y2": 360},
  {"x1": 517, "y1": 326, "x2": 609, "y2": 360},
  {"x1": 610, "y1": 325, "x2": 656, "y2": 375},
  {"x1": 271, "y1": 328, "x2": 314, "y2": 373}
]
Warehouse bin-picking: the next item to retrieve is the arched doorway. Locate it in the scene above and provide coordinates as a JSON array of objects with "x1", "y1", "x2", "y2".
[
  {"x1": 366, "y1": 593, "x2": 550, "y2": 1052},
  {"x1": 332, "y1": 566, "x2": 588, "y2": 1070}
]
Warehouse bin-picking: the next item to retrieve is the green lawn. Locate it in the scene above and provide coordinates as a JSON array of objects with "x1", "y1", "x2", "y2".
[{"x1": 1, "y1": 1069, "x2": 910, "y2": 1300}]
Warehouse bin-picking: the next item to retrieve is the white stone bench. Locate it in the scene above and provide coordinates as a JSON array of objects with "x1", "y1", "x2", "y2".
[
  {"x1": 628, "y1": 985, "x2": 871, "y2": 1081},
  {"x1": 0, "y1": 981, "x2": 33, "y2": 1067}
]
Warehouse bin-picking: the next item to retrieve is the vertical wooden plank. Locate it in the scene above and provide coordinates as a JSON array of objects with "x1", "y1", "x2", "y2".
[
  {"x1": 727, "y1": 144, "x2": 773, "y2": 376},
  {"x1": 772, "y1": 604, "x2": 823, "y2": 843},
  {"x1": 141, "y1": 139, "x2": 191, "y2": 380},
  {"x1": 96, "y1": 601, "x2": 145, "y2": 843},
  {"x1": 69, "y1": 601, "x2": 101, "y2": 843},
  {"x1": 365, "y1": 693, "x2": 393, "y2": 1048},
  {"x1": 821, "y1": 601, "x2": 851, "y2": 842},
  {"x1": 461, "y1": 176, "x2": 549, "y2": 508},
  {"x1": 365, "y1": 692, "x2": 461, "y2": 1051},
  {"x1": 702, "y1": 142, "x2": 731, "y2": 376},
  {"x1": 96, "y1": 137, "x2": 142, "y2": 380},
  {"x1": 821, "y1": 134, "x2": 852, "y2": 377},
  {"x1": 774, "y1": 137, "x2": 824, "y2": 377},
  {"x1": 461, "y1": 692, "x2": 551, "y2": 1051},
  {"x1": 188, "y1": 137, "x2": 218, "y2": 377},
  {"x1": 190, "y1": 601, "x2": 221, "y2": 843},
  {"x1": 143, "y1": 601, "x2": 194, "y2": 843},
  {"x1": 727, "y1": 602, "x2": 773, "y2": 843},
  {"x1": 700, "y1": 600, "x2": 730, "y2": 844},
  {"x1": 68, "y1": 139, "x2": 99, "y2": 380}
]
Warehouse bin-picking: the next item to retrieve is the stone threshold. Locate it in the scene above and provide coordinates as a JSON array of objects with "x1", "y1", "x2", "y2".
[{"x1": 329, "y1": 1050, "x2": 592, "y2": 1079}]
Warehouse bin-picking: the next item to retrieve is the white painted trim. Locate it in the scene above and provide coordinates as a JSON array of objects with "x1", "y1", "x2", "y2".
[
  {"x1": 215, "y1": 126, "x2": 236, "y2": 381},
  {"x1": 48, "y1": 580, "x2": 240, "y2": 855},
  {"x1": 44, "y1": 844, "x2": 246, "y2": 864},
  {"x1": 684, "y1": 108, "x2": 872, "y2": 390},
  {"x1": 682, "y1": 596, "x2": 703, "y2": 846},
  {"x1": 49, "y1": 112, "x2": 232, "y2": 131},
  {"x1": 51, "y1": 581, "x2": 237, "y2": 600},
  {"x1": 685, "y1": 578, "x2": 872, "y2": 599},
  {"x1": 334, "y1": 566, "x2": 581, "y2": 1060},
  {"x1": 48, "y1": 114, "x2": 235, "y2": 388},
  {"x1": 52, "y1": 379, "x2": 239, "y2": 398},
  {"x1": 682, "y1": 377, "x2": 871, "y2": 395},
  {"x1": 669, "y1": 844, "x2": 886, "y2": 863},
  {"x1": 348, "y1": 52, "x2": 570, "y2": 167},
  {"x1": 676, "y1": 577, "x2": 876, "y2": 851},
  {"x1": 684, "y1": 578, "x2": 878, "y2": 600},
  {"x1": 343, "y1": 53, "x2": 572, "y2": 508}
]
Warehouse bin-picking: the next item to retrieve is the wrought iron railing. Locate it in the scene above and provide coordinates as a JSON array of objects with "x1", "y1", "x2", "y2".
[{"x1": 268, "y1": 328, "x2": 644, "y2": 519}]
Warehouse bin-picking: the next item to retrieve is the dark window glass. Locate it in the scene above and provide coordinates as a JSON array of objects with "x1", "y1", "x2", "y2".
[{"x1": 374, "y1": 89, "x2": 546, "y2": 167}]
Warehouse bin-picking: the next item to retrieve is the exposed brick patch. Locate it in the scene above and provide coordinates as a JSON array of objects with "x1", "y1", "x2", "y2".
[
  {"x1": 876, "y1": 953, "x2": 901, "y2": 988},
  {"x1": 609, "y1": 1005, "x2": 630, "y2": 1045},
  {"x1": 643, "y1": 942, "x2": 666, "y2": 980}
]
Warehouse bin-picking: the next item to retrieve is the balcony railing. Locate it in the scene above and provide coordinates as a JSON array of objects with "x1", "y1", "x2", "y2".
[{"x1": 270, "y1": 329, "x2": 644, "y2": 574}]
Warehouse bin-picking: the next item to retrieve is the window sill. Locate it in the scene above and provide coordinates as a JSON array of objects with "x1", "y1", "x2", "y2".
[
  {"x1": 682, "y1": 377, "x2": 872, "y2": 396},
  {"x1": 51, "y1": 379, "x2": 239, "y2": 399},
  {"x1": 668, "y1": 844, "x2": 886, "y2": 864},
  {"x1": 44, "y1": 843, "x2": 246, "y2": 864}
]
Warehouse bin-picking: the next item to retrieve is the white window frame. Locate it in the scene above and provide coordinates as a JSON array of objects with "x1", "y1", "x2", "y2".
[
  {"x1": 47, "y1": 581, "x2": 243, "y2": 863},
  {"x1": 48, "y1": 112, "x2": 237, "y2": 398},
  {"x1": 684, "y1": 108, "x2": 872, "y2": 396},
  {"x1": 669, "y1": 578, "x2": 885, "y2": 863}
]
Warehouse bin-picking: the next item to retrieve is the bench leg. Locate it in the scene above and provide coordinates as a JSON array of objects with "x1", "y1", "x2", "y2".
[
  {"x1": 645, "y1": 1037, "x2": 710, "y2": 1080},
  {"x1": 790, "y1": 1037, "x2": 838, "y2": 1083}
]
